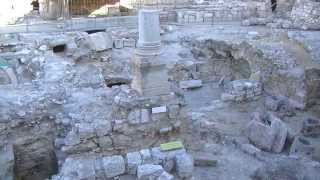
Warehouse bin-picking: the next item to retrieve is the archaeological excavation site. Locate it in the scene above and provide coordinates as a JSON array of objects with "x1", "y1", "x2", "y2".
[{"x1": 0, "y1": 0, "x2": 320, "y2": 179}]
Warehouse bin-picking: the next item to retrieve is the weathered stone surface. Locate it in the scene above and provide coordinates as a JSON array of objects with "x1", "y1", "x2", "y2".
[
  {"x1": 175, "y1": 153, "x2": 194, "y2": 179},
  {"x1": 157, "y1": 171, "x2": 174, "y2": 180},
  {"x1": 102, "y1": 155, "x2": 126, "y2": 178},
  {"x1": 193, "y1": 153, "x2": 217, "y2": 167},
  {"x1": 137, "y1": 164, "x2": 164, "y2": 180},
  {"x1": 114, "y1": 39, "x2": 124, "y2": 49},
  {"x1": 127, "y1": 151, "x2": 142, "y2": 175},
  {"x1": 222, "y1": 79, "x2": 262, "y2": 102},
  {"x1": 252, "y1": 156, "x2": 320, "y2": 180},
  {"x1": 89, "y1": 32, "x2": 113, "y2": 51},
  {"x1": 140, "y1": 149, "x2": 152, "y2": 164},
  {"x1": 0, "y1": 144, "x2": 14, "y2": 180},
  {"x1": 290, "y1": 136, "x2": 320, "y2": 162},
  {"x1": 179, "y1": 80, "x2": 203, "y2": 89},
  {"x1": 291, "y1": 0, "x2": 320, "y2": 30},
  {"x1": 151, "y1": 147, "x2": 186, "y2": 164},
  {"x1": 246, "y1": 113, "x2": 288, "y2": 153},
  {"x1": 301, "y1": 118, "x2": 320, "y2": 137}
]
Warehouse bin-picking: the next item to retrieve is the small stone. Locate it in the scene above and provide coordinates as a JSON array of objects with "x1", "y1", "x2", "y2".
[
  {"x1": 179, "y1": 80, "x2": 202, "y2": 89},
  {"x1": 193, "y1": 154, "x2": 217, "y2": 167},
  {"x1": 159, "y1": 127, "x2": 173, "y2": 134},
  {"x1": 114, "y1": 39, "x2": 124, "y2": 49}
]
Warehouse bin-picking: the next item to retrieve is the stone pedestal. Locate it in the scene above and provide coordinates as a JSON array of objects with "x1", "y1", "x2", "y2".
[
  {"x1": 131, "y1": 56, "x2": 171, "y2": 97},
  {"x1": 136, "y1": 9, "x2": 161, "y2": 56},
  {"x1": 131, "y1": 9, "x2": 170, "y2": 97}
]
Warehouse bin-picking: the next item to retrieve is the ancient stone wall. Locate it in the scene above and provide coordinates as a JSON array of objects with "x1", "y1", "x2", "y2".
[{"x1": 291, "y1": 0, "x2": 320, "y2": 30}]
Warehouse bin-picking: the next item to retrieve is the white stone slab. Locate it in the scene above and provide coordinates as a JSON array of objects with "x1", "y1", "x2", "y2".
[{"x1": 152, "y1": 106, "x2": 167, "y2": 114}]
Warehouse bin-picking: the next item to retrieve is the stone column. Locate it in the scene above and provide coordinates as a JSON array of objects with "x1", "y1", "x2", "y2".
[
  {"x1": 131, "y1": 9, "x2": 171, "y2": 97},
  {"x1": 136, "y1": 9, "x2": 161, "y2": 56}
]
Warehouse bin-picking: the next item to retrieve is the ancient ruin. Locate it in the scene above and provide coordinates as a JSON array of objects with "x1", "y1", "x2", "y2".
[{"x1": 0, "y1": 0, "x2": 320, "y2": 180}]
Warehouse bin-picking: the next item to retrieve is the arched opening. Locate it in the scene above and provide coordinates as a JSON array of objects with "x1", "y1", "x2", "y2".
[{"x1": 271, "y1": 0, "x2": 277, "y2": 12}]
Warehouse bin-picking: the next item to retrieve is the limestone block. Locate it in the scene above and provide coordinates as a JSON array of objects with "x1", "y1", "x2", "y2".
[
  {"x1": 270, "y1": 115, "x2": 288, "y2": 153},
  {"x1": 151, "y1": 147, "x2": 186, "y2": 165},
  {"x1": 175, "y1": 153, "x2": 194, "y2": 179},
  {"x1": 137, "y1": 164, "x2": 164, "y2": 180},
  {"x1": 89, "y1": 32, "x2": 112, "y2": 51},
  {"x1": 246, "y1": 113, "x2": 288, "y2": 153},
  {"x1": 102, "y1": 155, "x2": 125, "y2": 178},
  {"x1": 127, "y1": 152, "x2": 142, "y2": 175},
  {"x1": 179, "y1": 80, "x2": 202, "y2": 89},
  {"x1": 140, "y1": 149, "x2": 152, "y2": 164}
]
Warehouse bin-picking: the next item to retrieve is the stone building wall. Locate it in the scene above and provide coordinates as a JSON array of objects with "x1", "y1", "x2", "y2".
[{"x1": 291, "y1": 0, "x2": 320, "y2": 30}]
